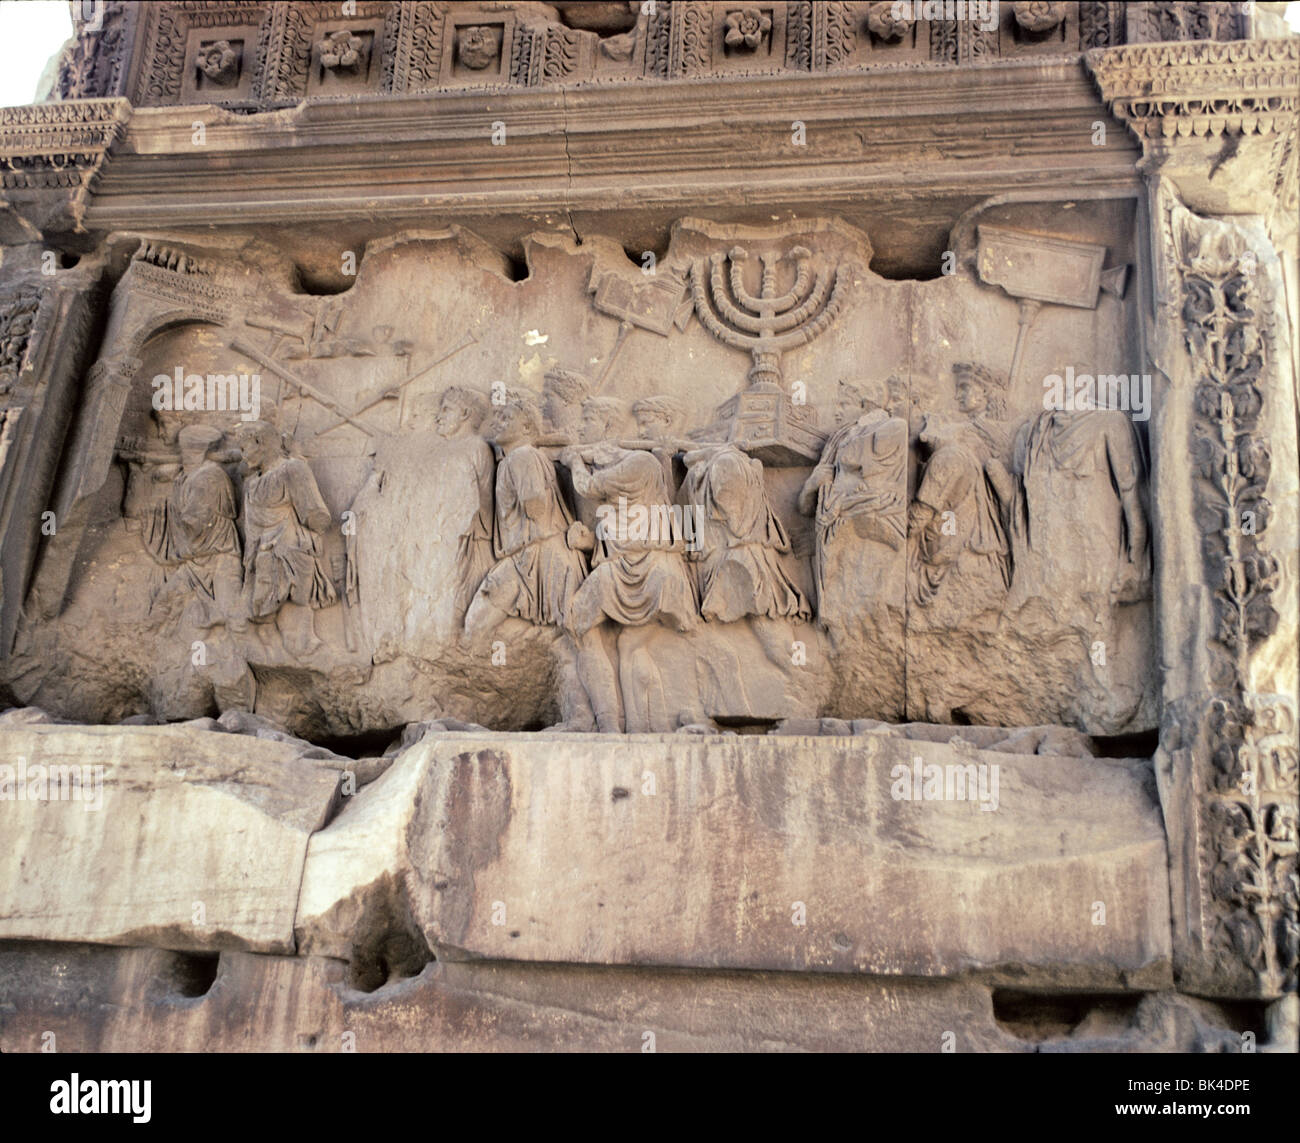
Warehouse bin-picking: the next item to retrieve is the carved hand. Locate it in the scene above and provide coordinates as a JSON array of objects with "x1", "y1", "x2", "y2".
[{"x1": 567, "y1": 520, "x2": 595, "y2": 552}]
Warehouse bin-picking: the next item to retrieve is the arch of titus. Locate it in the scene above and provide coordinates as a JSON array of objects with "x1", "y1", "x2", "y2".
[{"x1": 0, "y1": 0, "x2": 1296, "y2": 1052}]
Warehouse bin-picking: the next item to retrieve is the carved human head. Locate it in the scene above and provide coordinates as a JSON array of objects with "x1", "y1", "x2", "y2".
[
  {"x1": 177, "y1": 424, "x2": 225, "y2": 465},
  {"x1": 833, "y1": 378, "x2": 884, "y2": 427},
  {"x1": 151, "y1": 407, "x2": 185, "y2": 445},
  {"x1": 235, "y1": 420, "x2": 284, "y2": 469},
  {"x1": 486, "y1": 389, "x2": 542, "y2": 448},
  {"x1": 541, "y1": 368, "x2": 591, "y2": 433},
  {"x1": 579, "y1": 396, "x2": 627, "y2": 444},
  {"x1": 632, "y1": 395, "x2": 685, "y2": 439},
  {"x1": 458, "y1": 24, "x2": 502, "y2": 71},
  {"x1": 952, "y1": 362, "x2": 1004, "y2": 418},
  {"x1": 436, "y1": 385, "x2": 487, "y2": 439}
]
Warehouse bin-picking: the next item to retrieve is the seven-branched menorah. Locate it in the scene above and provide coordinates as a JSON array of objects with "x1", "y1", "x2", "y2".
[{"x1": 691, "y1": 244, "x2": 851, "y2": 392}]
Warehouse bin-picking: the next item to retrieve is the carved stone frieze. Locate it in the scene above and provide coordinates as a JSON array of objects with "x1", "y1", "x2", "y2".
[
  {"x1": 1088, "y1": 37, "x2": 1300, "y2": 144},
  {"x1": 40, "y1": 0, "x2": 1235, "y2": 113},
  {"x1": 0, "y1": 98, "x2": 129, "y2": 189},
  {"x1": 0, "y1": 213, "x2": 1162, "y2": 743},
  {"x1": 1125, "y1": 1, "x2": 1248, "y2": 45},
  {"x1": 132, "y1": 0, "x2": 273, "y2": 108},
  {"x1": 0, "y1": 98, "x2": 130, "y2": 230},
  {"x1": 0, "y1": 287, "x2": 42, "y2": 397},
  {"x1": 1083, "y1": 32, "x2": 1299, "y2": 999}
]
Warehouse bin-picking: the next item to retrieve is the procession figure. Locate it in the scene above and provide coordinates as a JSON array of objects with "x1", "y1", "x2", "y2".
[
  {"x1": 463, "y1": 389, "x2": 588, "y2": 637},
  {"x1": 908, "y1": 412, "x2": 1012, "y2": 626},
  {"x1": 680, "y1": 443, "x2": 810, "y2": 665},
  {"x1": 578, "y1": 395, "x2": 632, "y2": 445},
  {"x1": 435, "y1": 385, "x2": 495, "y2": 617},
  {"x1": 632, "y1": 394, "x2": 688, "y2": 492},
  {"x1": 122, "y1": 408, "x2": 184, "y2": 560},
  {"x1": 560, "y1": 427, "x2": 701, "y2": 732},
  {"x1": 987, "y1": 381, "x2": 1150, "y2": 619},
  {"x1": 236, "y1": 420, "x2": 337, "y2": 658},
  {"x1": 154, "y1": 424, "x2": 245, "y2": 634},
  {"x1": 797, "y1": 378, "x2": 907, "y2": 624}
]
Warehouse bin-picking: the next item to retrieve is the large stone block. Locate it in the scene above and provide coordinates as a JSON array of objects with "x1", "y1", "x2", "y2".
[
  {"x1": 0, "y1": 939, "x2": 1279, "y2": 1053},
  {"x1": 297, "y1": 731, "x2": 1172, "y2": 988},
  {"x1": 0, "y1": 722, "x2": 342, "y2": 953}
]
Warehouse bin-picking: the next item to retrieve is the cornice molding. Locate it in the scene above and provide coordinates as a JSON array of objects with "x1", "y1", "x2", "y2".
[
  {"x1": 79, "y1": 59, "x2": 1139, "y2": 232},
  {"x1": 1087, "y1": 38, "x2": 1299, "y2": 214},
  {"x1": 0, "y1": 99, "x2": 133, "y2": 233},
  {"x1": 1087, "y1": 37, "x2": 1300, "y2": 143}
]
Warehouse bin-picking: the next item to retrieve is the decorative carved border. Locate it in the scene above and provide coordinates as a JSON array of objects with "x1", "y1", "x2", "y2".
[
  {"x1": 57, "y1": 0, "x2": 140, "y2": 100},
  {"x1": 264, "y1": 2, "x2": 401, "y2": 102},
  {"x1": 392, "y1": 2, "x2": 451, "y2": 93},
  {"x1": 1088, "y1": 38, "x2": 1300, "y2": 143},
  {"x1": 52, "y1": 1, "x2": 1260, "y2": 107},
  {"x1": 1157, "y1": 181, "x2": 1298, "y2": 998},
  {"x1": 1088, "y1": 34, "x2": 1299, "y2": 999},
  {"x1": 1126, "y1": 1, "x2": 1248, "y2": 45},
  {"x1": 0, "y1": 287, "x2": 44, "y2": 398},
  {"x1": 0, "y1": 98, "x2": 131, "y2": 198},
  {"x1": 132, "y1": 1, "x2": 273, "y2": 108},
  {"x1": 812, "y1": 0, "x2": 856, "y2": 70}
]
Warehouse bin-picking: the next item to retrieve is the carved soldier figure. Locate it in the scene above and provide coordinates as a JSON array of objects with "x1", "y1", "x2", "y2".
[
  {"x1": 908, "y1": 412, "x2": 1011, "y2": 627},
  {"x1": 463, "y1": 389, "x2": 588, "y2": 637},
  {"x1": 236, "y1": 420, "x2": 337, "y2": 658},
  {"x1": 154, "y1": 424, "x2": 245, "y2": 634},
  {"x1": 435, "y1": 385, "x2": 496, "y2": 617},
  {"x1": 797, "y1": 378, "x2": 907, "y2": 623}
]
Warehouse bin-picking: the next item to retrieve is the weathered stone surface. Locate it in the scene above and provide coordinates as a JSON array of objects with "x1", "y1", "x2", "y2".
[
  {"x1": 0, "y1": 0, "x2": 1296, "y2": 1055},
  {"x1": 1, "y1": 212, "x2": 1159, "y2": 738},
  {"x1": 3, "y1": 938, "x2": 1287, "y2": 1054},
  {"x1": 298, "y1": 731, "x2": 1172, "y2": 988},
  {"x1": 0, "y1": 722, "x2": 342, "y2": 953},
  {"x1": 0, "y1": 938, "x2": 1026, "y2": 1052}
]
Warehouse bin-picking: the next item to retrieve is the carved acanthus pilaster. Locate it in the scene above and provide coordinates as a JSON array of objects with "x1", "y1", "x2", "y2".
[
  {"x1": 1088, "y1": 34, "x2": 1300, "y2": 999},
  {"x1": 1144, "y1": 178, "x2": 1299, "y2": 999}
]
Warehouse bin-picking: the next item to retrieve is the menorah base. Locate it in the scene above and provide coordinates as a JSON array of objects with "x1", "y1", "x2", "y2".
[{"x1": 698, "y1": 388, "x2": 828, "y2": 466}]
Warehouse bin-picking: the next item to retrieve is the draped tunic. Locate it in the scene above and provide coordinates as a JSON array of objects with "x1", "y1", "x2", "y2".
[
  {"x1": 681, "y1": 445, "x2": 810, "y2": 624},
  {"x1": 482, "y1": 444, "x2": 587, "y2": 627},
  {"x1": 242, "y1": 454, "x2": 337, "y2": 616},
  {"x1": 909, "y1": 432, "x2": 1010, "y2": 623},
  {"x1": 565, "y1": 447, "x2": 698, "y2": 635}
]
